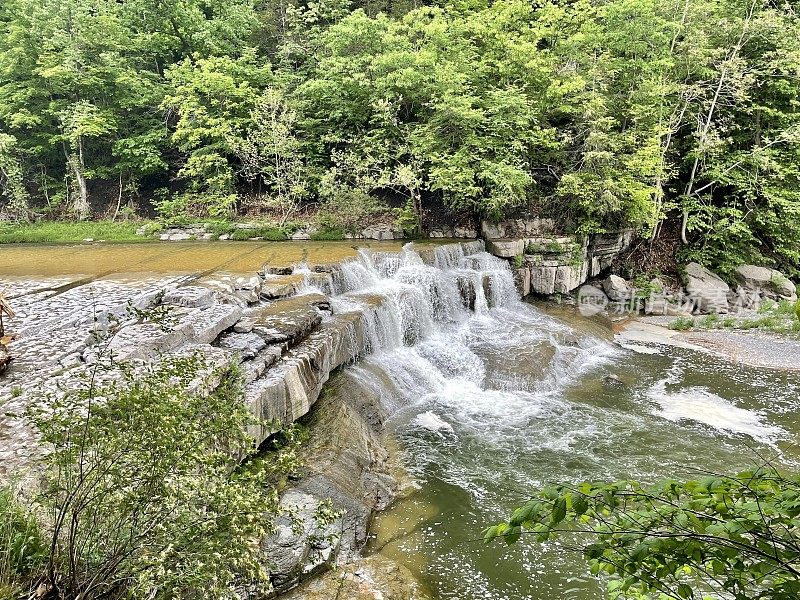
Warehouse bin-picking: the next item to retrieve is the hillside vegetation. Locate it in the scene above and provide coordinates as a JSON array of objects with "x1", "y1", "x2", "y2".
[{"x1": 0, "y1": 0, "x2": 798, "y2": 274}]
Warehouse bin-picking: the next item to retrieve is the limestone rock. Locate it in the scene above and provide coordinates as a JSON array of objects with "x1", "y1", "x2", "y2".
[
  {"x1": 109, "y1": 321, "x2": 193, "y2": 360},
  {"x1": 217, "y1": 331, "x2": 268, "y2": 359},
  {"x1": 248, "y1": 295, "x2": 325, "y2": 345},
  {"x1": 734, "y1": 265, "x2": 796, "y2": 299},
  {"x1": 682, "y1": 262, "x2": 730, "y2": 313},
  {"x1": 512, "y1": 268, "x2": 531, "y2": 297},
  {"x1": 163, "y1": 286, "x2": 216, "y2": 308},
  {"x1": 530, "y1": 265, "x2": 557, "y2": 295},
  {"x1": 362, "y1": 224, "x2": 403, "y2": 240},
  {"x1": 185, "y1": 304, "x2": 242, "y2": 344},
  {"x1": 486, "y1": 239, "x2": 523, "y2": 258},
  {"x1": 602, "y1": 274, "x2": 632, "y2": 302}
]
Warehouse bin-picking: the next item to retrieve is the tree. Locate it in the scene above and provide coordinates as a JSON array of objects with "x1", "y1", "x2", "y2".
[
  {"x1": 486, "y1": 466, "x2": 800, "y2": 600},
  {"x1": 163, "y1": 52, "x2": 272, "y2": 219},
  {"x1": 235, "y1": 89, "x2": 308, "y2": 225},
  {"x1": 0, "y1": 132, "x2": 29, "y2": 220}
]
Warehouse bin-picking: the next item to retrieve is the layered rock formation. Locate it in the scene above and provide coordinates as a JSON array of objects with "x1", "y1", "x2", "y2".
[{"x1": 481, "y1": 217, "x2": 635, "y2": 296}]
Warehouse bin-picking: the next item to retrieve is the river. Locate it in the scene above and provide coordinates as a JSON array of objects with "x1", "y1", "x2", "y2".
[
  {"x1": 314, "y1": 245, "x2": 800, "y2": 599},
  {"x1": 3, "y1": 241, "x2": 798, "y2": 599}
]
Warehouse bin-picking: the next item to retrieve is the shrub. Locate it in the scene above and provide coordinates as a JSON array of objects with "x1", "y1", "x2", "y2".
[
  {"x1": 25, "y1": 355, "x2": 286, "y2": 599},
  {"x1": 310, "y1": 226, "x2": 345, "y2": 241},
  {"x1": 795, "y1": 299, "x2": 800, "y2": 323},
  {"x1": 0, "y1": 485, "x2": 46, "y2": 595},
  {"x1": 668, "y1": 316, "x2": 695, "y2": 331},
  {"x1": 317, "y1": 185, "x2": 387, "y2": 236},
  {"x1": 230, "y1": 225, "x2": 288, "y2": 241},
  {"x1": 155, "y1": 192, "x2": 237, "y2": 224}
]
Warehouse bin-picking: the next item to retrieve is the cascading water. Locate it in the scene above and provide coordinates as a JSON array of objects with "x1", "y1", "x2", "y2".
[{"x1": 309, "y1": 242, "x2": 800, "y2": 600}]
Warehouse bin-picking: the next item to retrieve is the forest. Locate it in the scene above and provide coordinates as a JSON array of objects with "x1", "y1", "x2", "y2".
[{"x1": 0, "y1": 0, "x2": 798, "y2": 275}]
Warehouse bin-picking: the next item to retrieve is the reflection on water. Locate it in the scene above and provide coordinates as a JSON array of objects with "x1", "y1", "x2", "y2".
[{"x1": 355, "y1": 300, "x2": 800, "y2": 600}]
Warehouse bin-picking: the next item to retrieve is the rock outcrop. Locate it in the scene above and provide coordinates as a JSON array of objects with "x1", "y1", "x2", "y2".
[
  {"x1": 485, "y1": 230, "x2": 635, "y2": 296},
  {"x1": 734, "y1": 265, "x2": 797, "y2": 302}
]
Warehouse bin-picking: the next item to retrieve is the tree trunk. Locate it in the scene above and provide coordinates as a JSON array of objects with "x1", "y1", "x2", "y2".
[{"x1": 64, "y1": 140, "x2": 90, "y2": 220}]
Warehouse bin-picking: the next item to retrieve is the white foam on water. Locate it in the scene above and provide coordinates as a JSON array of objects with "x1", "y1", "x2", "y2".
[
  {"x1": 649, "y1": 382, "x2": 785, "y2": 444},
  {"x1": 620, "y1": 343, "x2": 662, "y2": 355},
  {"x1": 412, "y1": 411, "x2": 455, "y2": 436}
]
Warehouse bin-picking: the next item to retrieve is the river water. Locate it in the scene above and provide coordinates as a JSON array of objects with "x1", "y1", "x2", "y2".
[{"x1": 317, "y1": 244, "x2": 800, "y2": 600}]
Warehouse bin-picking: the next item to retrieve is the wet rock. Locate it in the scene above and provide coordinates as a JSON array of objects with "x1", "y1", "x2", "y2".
[
  {"x1": 263, "y1": 490, "x2": 341, "y2": 592},
  {"x1": 602, "y1": 274, "x2": 632, "y2": 302},
  {"x1": 187, "y1": 304, "x2": 242, "y2": 344},
  {"x1": 455, "y1": 274, "x2": 477, "y2": 310},
  {"x1": 163, "y1": 286, "x2": 216, "y2": 308},
  {"x1": 217, "y1": 331, "x2": 268, "y2": 359},
  {"x1": 281, "y1": 555, "x2": 426, "y2": 600},
  {"x1": 263, "y1": 265, "x2": 293, "y2": 276},
  {"x1": 262, "y1": 371, "x2": 397, "y2": 594},
  {"x1": 512, "y1": 267, "x2": 531, "y2": 297},
  {"x1": 682, "y1": 262, "x2": 730, "y2": 313},
  {"x1": 246, "y1": 294, "x2": 325, "y2": 345}
]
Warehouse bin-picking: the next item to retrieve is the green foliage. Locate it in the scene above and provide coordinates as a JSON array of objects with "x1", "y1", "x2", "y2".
[
  {"x1": 0, "y1": 485, "x2": 46, "y2": 595},
  {"x1": 487, "y1": 467, "x2": 800, "y2": 600},
  {"x1": 310, "y1": 226, "x2": 346, "y2": 241},
  {"x1": 0, "y1": 220, "x2": 151, "y2": 244},
  {"x1": 0, "y1": 0, "x2": 797, "y2": 277},
  {"x1": 24, "y1": 355, "x2": 284, "y2": 599},
  {"x1": 668, "y1": 316, "x2": 695, "y2": 331},
  {"x1": 229, "y1": 225, "x2": 288, "y2": 241},
  {"x1": 316, "y1": 185, "x2": 388, "y2": 236},
  {"x1": 512, "y1": 254, "x2": 524, "y2": 269}
]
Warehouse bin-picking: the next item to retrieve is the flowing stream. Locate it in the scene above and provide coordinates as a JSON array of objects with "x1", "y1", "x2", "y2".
[{"x1": 314, "y1": 243, "x2": 800, "y2": 600}]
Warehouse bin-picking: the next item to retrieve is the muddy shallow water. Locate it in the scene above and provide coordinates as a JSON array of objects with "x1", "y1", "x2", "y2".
[{"x1": 0, "y1": 240, "x2": 443, "y2": 277}]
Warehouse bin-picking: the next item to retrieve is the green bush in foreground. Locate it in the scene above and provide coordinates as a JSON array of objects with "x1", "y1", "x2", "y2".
[
  {"x1": 18, "y1": 355, "x2": 295, "y2": 600},
  {"x1": 0, "y1": 485, "x2": 46, "y2": 597},
  {"x1": 487, "y1": 467, "x2": 800, "y2": 600}
]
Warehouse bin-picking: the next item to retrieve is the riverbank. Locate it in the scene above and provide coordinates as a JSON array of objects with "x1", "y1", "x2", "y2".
[
  {"x1": 0, "y1": 220, "x2": 153, "y2": 244},
  {"x1": 616, "y1": 316, "x2": 800, "y2": 372}
]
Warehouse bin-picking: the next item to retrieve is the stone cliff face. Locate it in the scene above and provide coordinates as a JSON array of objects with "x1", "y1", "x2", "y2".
[{"x1": 481, "y1": 218, "x2": 634, "y2": 296}]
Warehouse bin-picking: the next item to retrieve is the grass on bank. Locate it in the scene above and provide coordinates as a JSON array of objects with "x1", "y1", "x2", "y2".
[
  {"x1": 667, "y1": 299, "x2": 800, "y2": 335},
  {"x1": 0, "y1": 220, "x2": 154, "y2": 244}
]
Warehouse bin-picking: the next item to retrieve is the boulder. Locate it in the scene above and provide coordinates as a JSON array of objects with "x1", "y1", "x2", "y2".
[
  {"x1": 602, "y1": 274, "x2": 632, "y2": 302},
  {"x1": 682, "y1": 262, "x2": 730, "y2": 313},
  {"x1": 577, "y1": 284, "x2": 608, "y2": 316},
  {"x1": 362, "y1": 224, "x2": 403, "y2": 240},
  {"x1": 734, "y1": 265, "x2": 796, "y2": 299}
]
